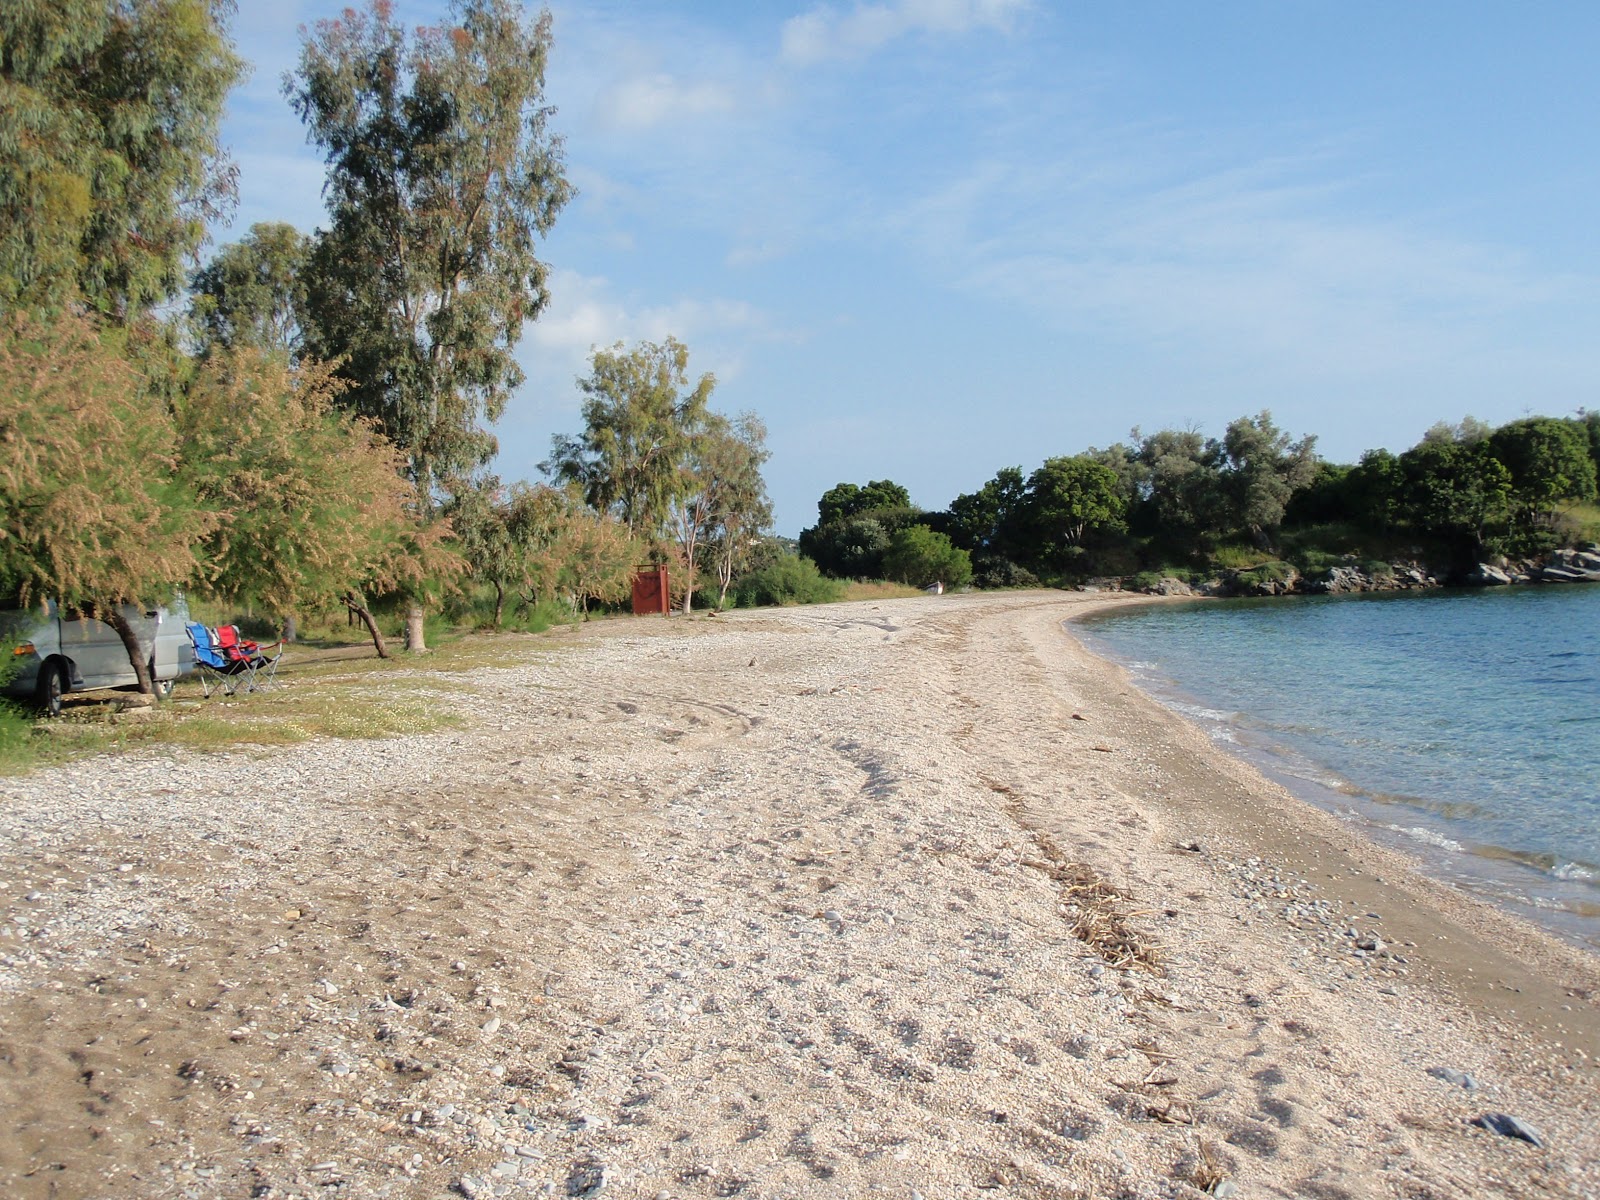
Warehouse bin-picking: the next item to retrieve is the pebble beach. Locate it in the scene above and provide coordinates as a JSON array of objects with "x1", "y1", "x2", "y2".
[{"x1": 1, "y1": 591, "x2": 1596, "y2": 1199}]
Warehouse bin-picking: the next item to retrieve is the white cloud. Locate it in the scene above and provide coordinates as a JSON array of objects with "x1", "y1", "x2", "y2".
[
  {"x1": 780, "y1": 0, "x2": 1029, "y2": 65},
  {"x1": 885, "y1": 143, "x2": 1587, "y2": 383},
  {"x1": 592, "y1": 73, "x2": 737, "y2": 132},
  {"x1": 528, "y1": 269, "x2": 768, "y2": 356},
  {"x1": 516, "y1": 269, "x2": 787, "y2": 422}
]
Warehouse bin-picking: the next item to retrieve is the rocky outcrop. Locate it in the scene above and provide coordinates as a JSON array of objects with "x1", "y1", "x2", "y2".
[
  {"x1": 1123, "y1": 543, "x2": 1599, "y2": 599},
  {"x1": 1466, "y1": 563, "x2": 1513, "y2": 586},
  {"x1": 1532, "y1": 546, "x2": 1600, "y2": 583},
  {"x1": 1149, "y1": 577, "x2": 1195, "y2": 596},
  {"x1": 1297, "y1": 561, "x2": 1437, "y2": 595}
]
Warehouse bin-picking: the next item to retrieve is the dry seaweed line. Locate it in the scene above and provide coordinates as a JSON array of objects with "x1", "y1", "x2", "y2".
[{"x1": 1024, "y1": 832, "x2": 1163, "y2": 974}]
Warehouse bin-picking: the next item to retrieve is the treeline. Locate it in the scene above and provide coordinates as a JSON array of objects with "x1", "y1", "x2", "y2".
[
  {"x1": 1, "y1": 1, "x2": 774, "y2": 690},
  {"x1": 800, "y1": 411, "x2": 1600, "y2": 590}
]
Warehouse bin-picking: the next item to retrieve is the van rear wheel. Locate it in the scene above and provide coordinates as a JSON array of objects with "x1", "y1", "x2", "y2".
[{"x1": 35, "y1": 661, "x2": 65, "y2": 718}]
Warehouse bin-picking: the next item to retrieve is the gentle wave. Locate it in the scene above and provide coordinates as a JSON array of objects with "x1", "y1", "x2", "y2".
[{"x1": 1075, "y1": 585, "x2": 1600, "y2": 947}]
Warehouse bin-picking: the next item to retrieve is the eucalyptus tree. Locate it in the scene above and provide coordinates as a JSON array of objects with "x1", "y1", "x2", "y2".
[
  {"x1": 669, "y1": 412, "x2": 772, "y2": 612},
  {"x1": 545, "y1": 337, "x2": 716, "y2": 540},
  {"x1": 704, "y1": 415, "x2": 774, "y2": 610},
  {"x1": 0, "y1": 0, "x2": 243, "y2": 317},
  {"x1": 188, "y1": 222, "x2": 309, "y2": 358},
  {"x1": 289, "y1": 0, "x2": 570, "y2": 648}
]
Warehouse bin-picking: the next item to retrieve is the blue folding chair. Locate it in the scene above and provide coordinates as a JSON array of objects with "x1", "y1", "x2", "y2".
[{"x1": 186, "y1": 622, "x2": 248, "y2": 697}]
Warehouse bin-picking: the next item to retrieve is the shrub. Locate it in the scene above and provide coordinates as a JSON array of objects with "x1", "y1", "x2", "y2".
[
  {"x1": 1234, "y1": 561, "x2": 1297, "y2": 589},
  {"x1": 1128, "y1": 571, "x2": 1165, "y2": 593},
  {"x1": 882, "y1": 526, "x2": 972, "y2": 589},
  {"x1": 731, "y1": 556, "x2": 844, "y2": 607},
  {"x1": 973, "y1": 558, "x2": 1041, "y2": 589},
  {"x1": 1211, "y1": 542, "x2": 1274, "y2": 570}
]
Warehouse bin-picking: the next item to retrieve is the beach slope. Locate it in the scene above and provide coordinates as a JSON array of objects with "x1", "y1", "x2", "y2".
[{"x1": 0, "y1": 591, "x2": 1595, "y2": 1199}]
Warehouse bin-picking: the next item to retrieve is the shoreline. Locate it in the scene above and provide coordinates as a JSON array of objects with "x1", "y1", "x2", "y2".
[
  {"x1": 1048, "y1": 590, "x2": 1600, "y2": 1048},
  {"x1": 1066, "y1": 594, "x2": 1600, "y2": 955},
  {"x1": 1, "y1": 590, "x2": 1596, "y2": 1198}
]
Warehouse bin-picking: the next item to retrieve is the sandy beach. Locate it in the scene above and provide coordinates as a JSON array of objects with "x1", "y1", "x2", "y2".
[{"x1": 1, "y1": 590, "x2": 1596, "y2": 1199}]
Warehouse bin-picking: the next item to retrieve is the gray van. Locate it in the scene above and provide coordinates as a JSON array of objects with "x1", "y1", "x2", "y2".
[{"x1": 2, "y1": 596, "x2": 196, "y2": 715}]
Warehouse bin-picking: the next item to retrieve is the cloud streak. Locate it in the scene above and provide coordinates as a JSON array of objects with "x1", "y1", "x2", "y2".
[{"x1": 781, "y1": 0, "x2": 1030, "y2": 64}]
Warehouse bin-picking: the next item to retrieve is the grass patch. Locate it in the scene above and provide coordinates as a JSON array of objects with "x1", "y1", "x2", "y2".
[
  {"x1": 840, "y1": 580, "x2": 925, "y2": 601},
  {"x1": 0, "y1": 629, "x2": 556, "y2": 775},
  {"x1": 1209, "y1": 542, "x2": 1275, "y2": 571}
]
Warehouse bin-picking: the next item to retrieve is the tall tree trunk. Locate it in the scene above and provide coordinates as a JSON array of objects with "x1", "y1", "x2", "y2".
[
  {"x1": 99, "y1": 605, "x2": 155, "y2": 696},
  {"x1": 404, "y1": 602, "x2": 427, "y2": 652},
  {"x1": 281, "y1": 614, "x2": 298, "y2": 643},
  {"x1": 343, "y1": 590, "x2": 389, "y2": 658},
  {"x1": 493, "y1": 582, "x2": 504, "y2": 628}
]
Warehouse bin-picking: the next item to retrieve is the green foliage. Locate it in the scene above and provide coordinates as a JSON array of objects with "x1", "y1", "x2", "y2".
[
  {"x1": 679, "y1": 413, "x2": 773, "y2": 610},
  {"x1": 1019, "y1": 455, "x2": 1126, "y2": 563},
  {"x1": 798, "y1": 479, "x2": 923, "y2": 579},
  {"x1": 176, "y1": 349, "x2": 447, "y2": 621},
  {"x1": 972, "y1": 558, "x2": 1040, "y2": 590},
  {"x1": 815, "y1": 480, "x2": 912, "y2": 527},
  {"x1": 946, "y1": 467, "x2": 1027, "y2": 556},
  {"x1": 1214, "y1": 411, "x2": 1319, "y2": 540},
  {"x1": 290, "y1": 0, "x2": 571, "y2": 495},
  {"x1": 882, "y1": 526, "x2": 972, "y2": 590},
  {"x1": 1397, "y1": 438, "x2": 1512, "y2": 551},
  {"x1": 730, "y1": 556, "x2": 843, "y2": 607},
  {"x1": 189, "y1": 222, "x2": 308, "y2": 357},
  {"x1": 1487, "y1": 417, "x2": 1598, "y2": 525},
  {"x1": 1206, "y1": 542, "x2": 1274, "y2": 571},
  {"x1": 0, "y1": 0, "x2": 244, "y2": 317},
  {"x1": 545, "y1": 337, "x2": 716, "y2": 539},
  {"x1": 1233, "y1": 561, "x2": 1297, "y2": 588},
  {"x1": 799, "y1": 514, "x2": 891, "y2": 579}
]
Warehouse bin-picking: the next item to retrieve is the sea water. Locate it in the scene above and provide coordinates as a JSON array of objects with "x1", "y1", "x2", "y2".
[{"x1": 1075, "y1": 585, "x2": 1600, "y2": 948}]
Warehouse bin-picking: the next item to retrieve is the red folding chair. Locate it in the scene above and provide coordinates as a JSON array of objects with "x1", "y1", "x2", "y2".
[{"x1": 214, "y1": 625, "x2": 283, "y2": 692}]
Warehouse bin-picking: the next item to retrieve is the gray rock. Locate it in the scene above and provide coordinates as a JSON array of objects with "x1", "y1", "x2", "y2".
[
  {"x1": 565, "y1": 1161, "x2": 606, "y2": 1196},
  {"x1": 1467, "y1": 563, "x2": 1512, "y2": 586},
  {"x1": 1213, "y1": 1181, "x2": 1240, "y2": 1199},
  {"x1": 1537, "y1": 565, "x2": 1599, "y2": 583},
  {"x1": 1473, "y1": 1112, "x2": 1545, "y2": 1147}
]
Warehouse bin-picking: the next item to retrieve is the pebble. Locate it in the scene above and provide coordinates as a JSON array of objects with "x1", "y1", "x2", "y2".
[
  {"x1": 1474, "y1": 1112, "x2": 1544, "y2": 1147},
  {"x1": 481, "y1": 1016, "x2": 502, "y2": 1035},
  {"x1": 1213, "y1": 1182, "x2": 1239, "y2": 1199},
  {"x1": 1427, "y1": 1067, "x2": 1479, "y2": 1090}
]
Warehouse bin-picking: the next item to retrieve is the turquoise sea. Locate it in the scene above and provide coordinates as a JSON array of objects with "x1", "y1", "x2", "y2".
[{"x1": 1074, "y1": 585, "x2": 1600, "y2": 949}]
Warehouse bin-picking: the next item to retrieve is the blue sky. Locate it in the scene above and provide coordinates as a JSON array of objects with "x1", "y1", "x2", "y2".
[{"x1": 219, "y1": 1, "x2": 1600, "y2": 534}]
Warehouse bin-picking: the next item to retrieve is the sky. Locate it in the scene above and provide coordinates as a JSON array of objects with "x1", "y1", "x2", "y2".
[{"x1": 218, "y1": 0, "x2": 1600, "y2": 535}]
